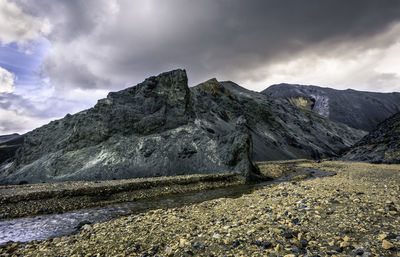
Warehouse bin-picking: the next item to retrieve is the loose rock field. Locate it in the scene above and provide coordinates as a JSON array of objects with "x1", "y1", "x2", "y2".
[{"x1": 1, "y1": 161, "x2": 400, "y2": 256}]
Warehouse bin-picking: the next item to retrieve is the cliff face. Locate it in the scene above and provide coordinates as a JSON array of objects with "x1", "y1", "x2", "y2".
[
  {"x1": 263, "y1": 83, "x2": 400, "y2": 131},
  {"x1": 341, "y1": 112, "x2": 400, "y2": 164},
  {"x1": 0, "y1": 70, "x2": 366, "y2": 184}
]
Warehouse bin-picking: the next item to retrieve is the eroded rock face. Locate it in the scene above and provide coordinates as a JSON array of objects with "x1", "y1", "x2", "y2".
[
  {"x1": 263, "y1": 83, "x2": 400, "y2": 131},
  {"x1": 341, "y1": 112, "x2": 400, "y2": 164},
  {"x1": 0, "y1": 70, "x2": 366, "y2": 185},
  {"x1": 192, "y1": 79, "x2": 366, "y2": 162},
  {"x1": 0, "y1": 70, "x2": 260, "y2": 184}
]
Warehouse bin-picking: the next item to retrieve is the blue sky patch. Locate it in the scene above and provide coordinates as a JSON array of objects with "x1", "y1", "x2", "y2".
[{"x1": 0, "y1": 39, "x2": 50, "y2": 88}]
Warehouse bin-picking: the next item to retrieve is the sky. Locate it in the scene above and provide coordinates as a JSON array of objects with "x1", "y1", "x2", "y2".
[{"x1": 1, "y1": 0, "x2": 400, "y2": 134}]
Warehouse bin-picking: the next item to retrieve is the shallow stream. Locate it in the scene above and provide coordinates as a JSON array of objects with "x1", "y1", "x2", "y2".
[{"x1": 0, "y1": 167, "x2": 334, "y2": 245}]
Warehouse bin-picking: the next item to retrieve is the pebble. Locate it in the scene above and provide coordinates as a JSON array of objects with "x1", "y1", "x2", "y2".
[
  {"x1": 193, "y1": 242, "x2": 205, "y2": 249},
  {"x1": 164, "y1": 247, "x2": 173, "y2": 256},
  {"x1": 382, "y1": 240, "x2": 395, "y2": 250},
  {"x1": 232, "y1": 240, "x2": 240, "y2": 248},
  {"x1": 387, "y1": 232, "x2": 398, "y2": 240},
  {"x1": 179, "y1": 239, "x2": 187, "y2": 247},
  {"x1": 212, "y1": 233, "x2": 221, "y2": 239},
  {"x1": 378, "y1": 233, "x2": 387, "y2": 240},
  {"x1": 275, "y1": 243, "x2": 283, "y2": 252},
  {"x1": 354, "y1": 248, "x2": 364, "y2": 255}
]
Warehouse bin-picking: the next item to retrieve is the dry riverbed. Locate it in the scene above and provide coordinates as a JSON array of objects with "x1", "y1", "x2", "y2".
[{"x1": 1, "y1": 161, "x2": 400, "y2": 256}]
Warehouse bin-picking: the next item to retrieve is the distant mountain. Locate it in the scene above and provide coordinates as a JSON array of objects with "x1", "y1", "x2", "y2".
[
  {"x1": 341, "y1": 112, "x2": 400, "y2": 164},
  {"x1": 0, "y1": 70, "x2": 365, "y2": 184},
  {"x1": 263, "y1": 83, "x2": 400, "y2": 131},
  {"x1": 0, "y1": 133, "x2": 23, "y2": 164},
  {"x1": 0, "y1": 133, "x2": 20, "y2": 144}
]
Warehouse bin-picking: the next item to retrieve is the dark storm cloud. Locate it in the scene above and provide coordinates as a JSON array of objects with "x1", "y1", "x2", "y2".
[
  {"x1": 16, "y1": 0, "x2": 113, "y2": 40},
  {"x1": 1, "y1": 0, "x2": 399, "y2": 134},
  {"x1": 13, "y1": 0, "x2": 400, "y2": 90}
]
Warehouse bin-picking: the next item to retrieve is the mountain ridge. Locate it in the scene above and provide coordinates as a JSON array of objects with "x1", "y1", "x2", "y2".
[{"x1": 263, "y1": 83, "x2": 400, "y2": 131}]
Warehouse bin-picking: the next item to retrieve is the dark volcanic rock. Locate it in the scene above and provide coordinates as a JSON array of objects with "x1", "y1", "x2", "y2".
[
  {"x1": 341, "y1": 112, "x2": 400, "y2": 164},
  {"x1": 0, "y1": 133, "x2": 23, "y2": 164},
  {"x1": 0, "y1": 70, "x2": 366, "y2": 184},
  {"x1": 197, "y1": 80, "x2": 366, "y2": 162},
  {"x1": 263, "y1": 83, "x2": 400, "y2": 131},
  {"x1": 0, "y1": 70, "x2": 261, "y2": 184}
]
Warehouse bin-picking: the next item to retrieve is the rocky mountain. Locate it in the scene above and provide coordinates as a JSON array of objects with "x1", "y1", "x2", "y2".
[
  {"x1": 0, "y1": 70, "x2": 262, "y2": 184},
  {"x1": 341, "y1": 112, "x2": 400, "y2": 164},
  {"x1": 263, "y1": 83, "x2": 400, "y2": 131},
  {"x1": 0, "y1": 70, "x2": 365, "y2": 184},
  {"x1": 0, "y1": 133, "x2": 23, "y2": 164},
  {"x1": 196, "y1": 80, "x2": 366, "y2": 162}
]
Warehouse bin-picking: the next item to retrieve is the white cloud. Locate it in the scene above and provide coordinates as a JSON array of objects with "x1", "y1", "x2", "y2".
[
  {"x1": 0, "y1": 90, "x2": 102, "y2": 134},
  {"x1": 0, "y1": 0, "x2": 51, "y2": 45},
  {"x1": 0, "y1": 108, "x2": 51, "y2": 134},
  {"x1": 0, "y1": 66, "x2": 15, "y2": 93}
]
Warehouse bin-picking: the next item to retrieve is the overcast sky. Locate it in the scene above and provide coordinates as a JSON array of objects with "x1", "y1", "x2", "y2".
[{"x1": 1, "y1": 0, "x2": 400, "y2": 134}]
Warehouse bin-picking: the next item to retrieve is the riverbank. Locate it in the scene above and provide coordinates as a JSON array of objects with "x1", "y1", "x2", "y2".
[
  {"x1": 0, "y1": 173, "x2": 248, "y2": 220},
  {"x1": 0, "y1": 160, "x2": 312, "y2": 220},
  {"x1": 1, "y1": 161, "x2": 400, "y2": 256}
]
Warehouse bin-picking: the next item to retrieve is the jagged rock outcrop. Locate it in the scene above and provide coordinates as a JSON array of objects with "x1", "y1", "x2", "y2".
[
  {"x1": 0, "y1": 70, "x2": 366, "y2": 184},
  {"x1": 263, "y1": 83, "x2": 400, "y2": 131},
  {"x1": 341, "y1": 112, "x2": 400, "y2": 164},
  {"x1": 0, "y1": 70, "x2": 261, "y2": 184}
]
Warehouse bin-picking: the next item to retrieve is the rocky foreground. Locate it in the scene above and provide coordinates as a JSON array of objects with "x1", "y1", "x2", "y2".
[{"x1": 1, "y1": 161, "x2": 400, "y2": 256}]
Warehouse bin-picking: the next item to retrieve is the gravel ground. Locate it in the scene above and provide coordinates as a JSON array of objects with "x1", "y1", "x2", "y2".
[
  {"x1": 1, "y1": 161, "x2": 400, "y2": 256},
  {"x1": 0, "y1": 174, "x2": 245, "y2": 220}
]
